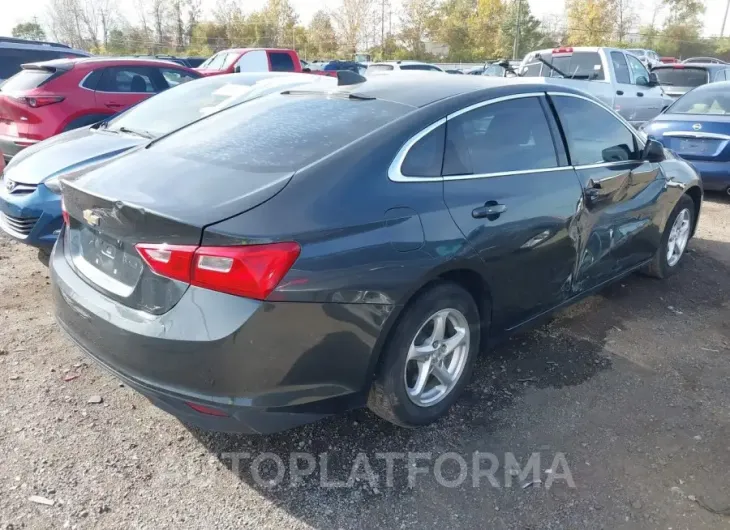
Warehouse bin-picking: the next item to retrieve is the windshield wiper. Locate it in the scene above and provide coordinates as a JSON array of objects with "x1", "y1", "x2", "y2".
[{"x1": 118, "y1": 126, "x2": 155, "y2": 139}]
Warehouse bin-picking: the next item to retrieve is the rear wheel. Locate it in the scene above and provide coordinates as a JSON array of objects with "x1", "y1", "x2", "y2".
[
  {"x1": 644, "y1": 194, "x2": 695, "y2": 279},
  {"x1": 367, "y1": 282, "x2": 482, "y2": 427}
]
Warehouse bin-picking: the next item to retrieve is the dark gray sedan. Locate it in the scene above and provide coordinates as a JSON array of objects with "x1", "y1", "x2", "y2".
[{"x1": 52, "y1": 75, "x2": 702, "y2": 434}]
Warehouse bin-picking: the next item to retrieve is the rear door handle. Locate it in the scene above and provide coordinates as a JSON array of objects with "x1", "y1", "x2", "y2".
[
  {"x1": 472, "y1": 203, "x2": 507, "y2": 219},
  {"x1": 616, "y1": 90, "x2": 624, "y2": 96},
  {"x1": 105, "y1": 103, "x2": 124, "y2": 108},
  {"x1": 637, "y1": 92, "x2": 644, "y2": 97}
]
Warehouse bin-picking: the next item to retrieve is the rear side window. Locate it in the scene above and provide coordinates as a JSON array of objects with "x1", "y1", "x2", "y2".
[
  {"x1": 653, "y1": 67, "x2": 709, "y2": 87},
  {"x1": 269, "y1": 52, "x2": 295, "y2": 72},
  {"x1": 368, "y1": 64, "x2": 394, "y2": 72},
  {"x1": 0, "y1": 68, "x2": 58, "y2": 91},
  {"x1": 715, "y1": 69, "x2": 728, "y2": 82},
  {"x1": 155, "y1": 94, "x2": 411, "y2": 172},
  {"x1": 401, "y1": 123, "x2": 445, "y2": 177},
  {"x1": 98, "y1": 67, "x2": 156, "y2": 93},
  {"x1": 443, "y1": 97, "x2": 558, "y2": 176},
  {"x1": 552, "y1": 96, "x2": 639, "y2": 165},
  {"x1": 611, "y1": 52, "x2": 630, "y2": 84},
  {"x1": 81, "y1": 69, "x2": 104, "y2": 90},
  {"x1": 400, "y1": 64, "x2": 441, "y2": 71}
]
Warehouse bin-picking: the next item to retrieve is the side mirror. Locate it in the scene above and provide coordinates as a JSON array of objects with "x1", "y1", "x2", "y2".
[
  {"x1": 648, "y1": 72, "x2": 659, "y2": 87},
  {"x1": 234, "y1": 65, "x2": 241, "y2": 73},
  {"x1": 643, "y1": 139, "x2": 666, "y2": 162}
]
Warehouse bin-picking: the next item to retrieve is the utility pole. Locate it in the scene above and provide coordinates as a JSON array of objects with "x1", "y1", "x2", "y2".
[
  {"x1": 512, "y1": 0, "x2": 522, "y2": 60},
  {"x1": 722, "y1": 0, "x2": 730, "y2": 38},
  {"x1": 381, "y1": 0, "x2": 386, "y2": 60}
]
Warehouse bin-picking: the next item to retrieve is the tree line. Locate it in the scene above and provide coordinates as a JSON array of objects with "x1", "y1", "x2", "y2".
[{"x1": 10, "y1": 0, "x2": 730, "y2": 63}]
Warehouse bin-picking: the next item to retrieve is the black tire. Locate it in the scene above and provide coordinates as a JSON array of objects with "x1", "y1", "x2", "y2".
[
  {"x1": 644, "y1": 194, "x2": 695, "y2": 279},
  {"x1": 37, "y1": 248, "x2": 50, "y2": 267},
  {"x1": 367, "y1": 282, "x2": 483, "y2": 427}
]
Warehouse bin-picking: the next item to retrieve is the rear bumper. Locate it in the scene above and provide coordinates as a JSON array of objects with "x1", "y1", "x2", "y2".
[
  {"x1": 0, "y1": 184, "x2": 62, "y2": 249},
  {"x1": 0, "y1": 135, "x2": 39, "y2": 161},
  {"x1": 685, "y1": 160, "x2": 730, "y2": 191},
  {"x1": 50, "y1": 236, "x2": 381, "y2": 434}
]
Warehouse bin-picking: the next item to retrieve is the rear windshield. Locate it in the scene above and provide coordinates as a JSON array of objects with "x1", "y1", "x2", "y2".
[
  {"x1": 0, "y1": 68, "x2": 58, "y2": 91},
  {"x1": 521, "y1": 51, "x2": 605, "y2": 80},
  {"x1": 154, "y1": 92, "x2": 411, "y2": 172},
  {"x1": 653, "y1": 67, "x2": 709, "y2": 87},
  {"x1": 669, "y1": 84, "x2": 730, "y2": 115},
  {"x1": 0, "y1": 49, "x2": 72, "y2": 81}
]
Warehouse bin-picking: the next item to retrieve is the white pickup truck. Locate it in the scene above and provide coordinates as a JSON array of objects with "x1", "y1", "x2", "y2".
[{"x1": 516, "y1": 46, "x2": 674, "y2": 127}]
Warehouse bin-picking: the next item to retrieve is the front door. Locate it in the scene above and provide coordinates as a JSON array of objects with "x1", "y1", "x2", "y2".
[
  {"x1": 626, "y1": 53, "x2": 666, "y2": 124},
  {"x1": 610, "y1": 51, "x2": 642, "y2": 124},
  {"x1": 442, "y1": 94, "x2": 584, "y2": 330},
  {"x1": 549, "y1": 93, "x2": 665, "y2": 289}
]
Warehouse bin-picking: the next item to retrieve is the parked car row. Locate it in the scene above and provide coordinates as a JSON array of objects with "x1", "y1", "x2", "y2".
[{"x1": 0, "y1": 64, "x2": 705, "y2": 434}]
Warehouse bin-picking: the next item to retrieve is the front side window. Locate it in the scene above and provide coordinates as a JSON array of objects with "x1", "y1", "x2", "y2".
[
  {"x1": 98, "y1": 67, "x2": 156, "y2": 93},
  {"x1": 443, "y1": 97, "x2": 558, "y2": 176},
  {"x1": 626, "y1": 54, "x2": 650, "y2": 85},
  {"x1": 552, "y1": 96, "x2": 640, "y2": 166},
  {"x1": 159, "y1": 68, "x2": 197, "y2": 88}
]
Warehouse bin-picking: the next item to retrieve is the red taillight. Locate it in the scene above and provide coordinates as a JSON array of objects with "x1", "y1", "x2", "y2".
[
  {"x1": 552, "y1": 47, "x2": 573, "y2": 54},
  {"x1": 185, "y1": 402, "x2": 229, "y2": 417},
  {"x1": 12, "y1": 95, "x2": 65, "y2": 108},
  {"x1": 135, "y1": 244, "x2": 197, "y2": 283},
  {"x1": 61, "y1": 198, "x2": 70, "y2": 225},
  {"x1": 673, "y1": 64, "x2": 685, "y2": 69},
  {"x1": 135, "y1": 242, "x2": 301, "y2": 300}
]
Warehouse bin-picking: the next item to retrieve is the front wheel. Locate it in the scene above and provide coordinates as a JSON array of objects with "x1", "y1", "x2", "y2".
[
  {"x1": 367, "y1": 282, "x2": 482, "y2": 427},
  {"x1": 644, "y1": 194, "x2": 695, "y2": 279}
]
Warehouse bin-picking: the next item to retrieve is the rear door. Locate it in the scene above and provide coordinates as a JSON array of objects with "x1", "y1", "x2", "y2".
[
  {"x1": 625, "y1": 52, "x2": 665, "y2": 124},
  {"x1": 549, "y1": 93, "x2": 665, "y2": 280},
  {"x1": 94, "y1": 66, "x2": 159, "y2": 112},
  {"x1": 442, "y1": 94, "x2": 584, "y2": 329}
]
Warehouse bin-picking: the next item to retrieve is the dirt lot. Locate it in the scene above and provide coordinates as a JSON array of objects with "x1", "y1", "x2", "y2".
[{"x1": 1, "y1": 194, "x2": 729, "y2": 530}]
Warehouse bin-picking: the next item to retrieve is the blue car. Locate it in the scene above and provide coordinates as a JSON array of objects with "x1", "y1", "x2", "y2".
[
  {"x1": 643, "y1": 81, "x2": 730, "y2": 194},
  {"x1": 0, "y1": 72, "x2": 335, "y2": 254}
]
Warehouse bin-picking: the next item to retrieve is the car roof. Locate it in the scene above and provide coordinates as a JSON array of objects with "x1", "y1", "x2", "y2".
[
  {"x1": 0, "y1": 37, "x2": 89, "y2": 56},
  {"x1": 299, "y1": 73, "x2": 589, "y2": 108},
  {"x1": 25, "y1": 57, "x2": 197, "y2": 70},
  {"x1": 654, "y1": 63, "x2": 727, "y2": 70},
  {"x1": 215, "y1": 48, "x2": 295, "y2": 54}
]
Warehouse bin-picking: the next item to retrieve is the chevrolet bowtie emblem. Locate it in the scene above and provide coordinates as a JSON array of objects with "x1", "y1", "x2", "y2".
[{"x1": 83, "y1": 210, "x2": 101, "y2": 226}]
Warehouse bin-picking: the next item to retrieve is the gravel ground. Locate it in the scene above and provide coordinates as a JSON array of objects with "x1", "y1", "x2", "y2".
[{"x1": 1, "y1": 194, "x2": 729, "y2": 530}]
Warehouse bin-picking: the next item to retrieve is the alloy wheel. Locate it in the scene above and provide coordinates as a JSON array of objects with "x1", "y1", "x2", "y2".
[
  {"x1": 404, "y1": 308, "x2": 470, "y2": 407},
  {"x1": 667, "y1": 208, "x2": 691, "y2": 267}
]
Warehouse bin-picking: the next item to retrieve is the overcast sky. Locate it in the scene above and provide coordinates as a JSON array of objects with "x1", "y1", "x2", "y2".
[{"x1": 2, "y1": 0, "x2": 730, "y2": 41}]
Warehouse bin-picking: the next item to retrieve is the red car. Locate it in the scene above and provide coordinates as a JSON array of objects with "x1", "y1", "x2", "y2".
[
  {"x1": 196, "y1": 48, "x2": 302, "y2": 77},
  {"x1": 0, "y1": 58, "x2": 201, "y2": 161}
]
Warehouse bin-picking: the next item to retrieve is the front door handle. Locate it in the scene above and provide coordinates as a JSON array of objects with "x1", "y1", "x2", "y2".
[
  {"x1": 105, "y1": 102, "x2": 124, "y2": 108},
  {"x1": 637, "y1": 92, "x2": 644, "y2": 97},
  {"x1": 472, "y1": 202, "x2": 507, "y2": 220},
  {"x1": 616, "y1": 90, "x2": 624, "y2": 96}
]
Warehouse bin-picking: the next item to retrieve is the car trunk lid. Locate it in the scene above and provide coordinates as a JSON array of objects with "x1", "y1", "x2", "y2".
[
  {"x1": 652, "y1": 115, "x2": 730, "y2": 161},
  {"x1": 61, "y1": 149, "x2": 294, "y2": 314}
]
